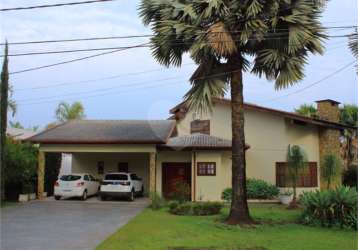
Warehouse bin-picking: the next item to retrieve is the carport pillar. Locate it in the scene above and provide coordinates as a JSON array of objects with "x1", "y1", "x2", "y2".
[
  {"x1": 37, "y1": 151, "x2": 45, "y2": 200},
  {"x1": 149, "y1": 152, "x2": 156, "y2": 194}
]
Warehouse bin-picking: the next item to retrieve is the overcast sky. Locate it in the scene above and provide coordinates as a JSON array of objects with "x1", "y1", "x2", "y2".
[{"x1": 0, "y1": 0, "x2": 357, "y2": 129}]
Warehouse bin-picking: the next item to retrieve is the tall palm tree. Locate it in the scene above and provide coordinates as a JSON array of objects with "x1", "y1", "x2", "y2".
[
  {"x1": 0, "y1": 42, "x2": 9, "y2": 201},
  {"x1": 348, "y1": 32, "x2": 358, "y2": 74},
  {"x1": 55, "y1": 101, "x2": 85, "y2": 122},
  {"x1": 139, "y1": 0, "x2": 326, "y2": 224},
  {"x1": 287, "y1": 145, "x2": 307, "y2": 208}
]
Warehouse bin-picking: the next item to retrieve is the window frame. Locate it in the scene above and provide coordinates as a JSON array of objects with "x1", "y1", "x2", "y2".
[{"x1": 197, "y1": 162, "x2": 216, "y2": 176}]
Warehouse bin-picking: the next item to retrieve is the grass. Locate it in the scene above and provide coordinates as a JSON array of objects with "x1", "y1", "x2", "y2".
[
  {"x1": 0, "y1": 201, "x2": 17, "y2": 208},
  {"x1": 96, "y1": 204, "x2": 357, "y2": 250}
]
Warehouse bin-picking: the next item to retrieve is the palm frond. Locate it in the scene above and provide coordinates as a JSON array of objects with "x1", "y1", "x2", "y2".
[{"x1": 206, "y1": 22, "x2": 237, "y2": 57}]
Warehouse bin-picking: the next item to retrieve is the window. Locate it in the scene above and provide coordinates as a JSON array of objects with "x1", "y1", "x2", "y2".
[
  {"x1": 60, "y1": 175, "x2": 81, "y2": 181},
  {"x1": 84, "y1": 175, "x2": 90, "y2": 181},
  {"x1": 276, "y1": 162, "x2": 318, "y2": 187},
  {"x1": 97, "y1": 161, "x2": 104, "y2": 175},
  {"x1": 197, "y1": 162, "x2": 216, "y2": 176},
  {"x1": 130, "y1": 174, "x2": 139, "y2": 180},
  {"x1": 118, "y1": 162, "x2": 129, "y2": 172},
  {"x1": 89, "y1": 175, "x2": 96, "y2": 181},
  {"x1": 190, "y1": 120, "x2": 210, "y2": 135},
  {"x1": 104, "y1": 174, "x2": 128, "y2": 181}
]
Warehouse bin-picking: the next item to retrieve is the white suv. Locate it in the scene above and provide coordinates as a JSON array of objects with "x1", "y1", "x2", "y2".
[
  {"x1": 99, "y1": 172, "x2": 144, "y2": 201},
  {"x1": 54, "y1": 174, "x2": 100, "y2": 200}
]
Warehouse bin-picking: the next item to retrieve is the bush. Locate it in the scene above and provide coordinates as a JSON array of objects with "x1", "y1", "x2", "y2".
[
  {"x1": 221, "y1": 179, "x2": 279, "y2": 202},
  {"x1": 300, "y1": 186, "x2": 358, "y2": 229},
  {"x1": 149, "y1": 192, "x2": 165, "y2": 210},
  {"x1": 168, "y1": 201, "x2": 191, "y2": 215},
  {"x1": 169, "y1": 180, "x2": 191, "y2": 203},
  {"x1": 343, "y1": 165, "x2": 357, "y2": 190},
  {"x1": 192, "y1": 202, "x2": 223, "y2": 216}
]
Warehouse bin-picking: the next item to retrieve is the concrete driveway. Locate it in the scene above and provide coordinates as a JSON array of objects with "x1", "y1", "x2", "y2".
[{"x1": 1, "y1": 197, "x2": 149, "y2": 250}]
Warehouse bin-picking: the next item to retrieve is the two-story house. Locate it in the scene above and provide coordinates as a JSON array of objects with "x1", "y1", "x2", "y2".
[{"x1": 29, "y1": 98, "x2": 351, "y2": 201}]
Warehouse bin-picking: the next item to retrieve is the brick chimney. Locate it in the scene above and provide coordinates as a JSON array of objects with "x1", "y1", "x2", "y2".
[{"x1": 315, "y1": 99, "x2": 342, "y2": 189}]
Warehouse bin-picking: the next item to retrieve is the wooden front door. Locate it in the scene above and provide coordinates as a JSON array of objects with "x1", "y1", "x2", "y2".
[{"x1": 162, "y1": 163, "x2": 191, "y2": 199}]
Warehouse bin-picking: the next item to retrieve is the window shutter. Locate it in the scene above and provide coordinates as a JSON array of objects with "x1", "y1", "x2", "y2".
[{"x1": 309, "y1": 162, "x2": 318, "y2": 187}]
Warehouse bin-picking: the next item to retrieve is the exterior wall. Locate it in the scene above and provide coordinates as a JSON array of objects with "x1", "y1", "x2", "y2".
[
  {"x1": 71, "y1": 152, "x2": 150, "y2": 194},
  {"x1": 40, "y1": 144, "x2": 156, "y2": 153},
  {"x1": 176, "y1": 102, "x2": 321, "y2": 196}
]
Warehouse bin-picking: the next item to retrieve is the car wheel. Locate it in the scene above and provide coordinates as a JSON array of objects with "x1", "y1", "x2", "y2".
[
  {"x1": 54, "y1": 195, "x2": 61, "y2": 200},
  {"x1": 100, "y1": 195, "x2": 106, "y2": 201},
  {"x1": 82, "y1": 190, "x2": 88, "y2": 201},
  {"x1": 129, "y1": 189, "x2": 135, "y2": 202}
]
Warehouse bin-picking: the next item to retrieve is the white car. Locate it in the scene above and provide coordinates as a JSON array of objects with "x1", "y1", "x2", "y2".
[
  {"x1": 54, "y1": 174, "x2": 100, "y2": 200},
  {"x1": 99, "y1": 172, "x2": 144, "y2": 201}
]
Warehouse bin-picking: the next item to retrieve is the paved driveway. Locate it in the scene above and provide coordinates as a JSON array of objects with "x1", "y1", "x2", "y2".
[{"x1": 1, "y1": 198, "x2": 149, "y2": 250}]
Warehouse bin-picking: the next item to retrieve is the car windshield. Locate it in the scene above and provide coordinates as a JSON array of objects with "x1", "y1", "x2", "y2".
[
  {"x1": 60, "y1": 175, "x2": 82, "y2": 181},
  {"x1": 104, "y1": 174, "x2": 128, "y2": 180}
]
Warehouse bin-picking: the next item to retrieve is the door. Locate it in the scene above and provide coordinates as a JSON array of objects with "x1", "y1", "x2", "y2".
[{"x1": 162, "y1": 163, "x2": 191, "y2": 199}]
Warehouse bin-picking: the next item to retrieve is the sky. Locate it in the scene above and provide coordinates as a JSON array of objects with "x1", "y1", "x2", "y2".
[{"x1": 0, "y1": 0, "x2": 357, "y2": 129}]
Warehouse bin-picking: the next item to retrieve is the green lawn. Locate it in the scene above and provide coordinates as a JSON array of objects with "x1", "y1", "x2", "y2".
[{"x1": 97, "y1": 204, "x2": 357, "y2": 250}]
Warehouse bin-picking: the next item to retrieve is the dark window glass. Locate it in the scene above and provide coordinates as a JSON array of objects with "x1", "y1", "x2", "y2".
[
  {"x1": 84, "y1": 175, "x2": 90, "y2": 181},
  {"x1": 89, "y1": 175, "x2": 95, "y2": 181},
  {"x1": 104, "y1": 174, "x2": 128, "y2": 181},
  {"x1": 60, "y1": 175, "x2": 81, "y2": 181},
  {"x1": 130, "y1": 174, "x2": 138, "y2": 180},
  {"x1": 197, "y1": 162, "x2": 216, "y2": 176}
]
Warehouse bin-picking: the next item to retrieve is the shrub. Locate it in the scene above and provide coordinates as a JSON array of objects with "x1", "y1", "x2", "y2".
[
  {"x1": 192, "y1": 202, "x2": 223, "y2": 216},
  {"x1": 169, "y1": 181, "x2": 191, "y2": 203},
  {"x1": 300, "y1": 186, "x2": 358, "y2": 229},
  {"x1": 168, "y1": 201, "x2": 191, "y2": 215},
  {"x1": 221, "y1": 179, "x2": 279, "y2": 202},
  {"x1": 149, "y1": 192, "x2": 165, "y2": 210}
]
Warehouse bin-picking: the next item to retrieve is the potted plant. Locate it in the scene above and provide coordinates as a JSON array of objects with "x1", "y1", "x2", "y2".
[
  {"x1": 279, "y1": 189, "x2": 293, "y2": 205},
  {"x1": 18, "y1": 183, "x2": 33, "y2": 202}
]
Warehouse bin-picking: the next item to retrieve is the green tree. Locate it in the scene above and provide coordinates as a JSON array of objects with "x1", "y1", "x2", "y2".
[
  {"x1": 287, "y1": 145, "x2": 308, "y2": 208},
  {"x1": 55, "y1": 101, "x2": 85, "y2": 122},
  {"x1": 0, "y1": 42, "x2": 9, "y2": 201},
  {"x1": 295, "y1": 104, "x2": 317, "y2": 118},
  {"x1": 139, "y1": 0, "x2": 326, "y2": 224},
  {"x1": 348, "y1": 32, "x2": 358, "y2": 74},
  {"x1": 340, "y1": 104, "x2": 358, "y2": 169},
  {"x1": 321, "y1": 153, "x2": 341, "y2": 189},
  {"x1": 9, "y1": 121, "x2": 24, "y2": 129}
]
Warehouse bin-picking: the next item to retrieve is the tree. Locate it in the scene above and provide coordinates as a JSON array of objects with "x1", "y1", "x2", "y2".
[
  {"x1": 0, "y1": 42, "x2": 9, "y2": 201},
  {"x1": 295, "y1": 104, "x2": 317, "y2": 118},
  {"x1": 340, "y1": 104, "x2": 358, "y2": 169},
  {"x1": 9, "y1": 121, "x2": 24, "y2": 129},
  {"x1": 139, "y1": 0, "x2": 326, "y2": 224},
  {"x1": 348, "y1": 32, "x2": 358, "y2": 74},
  {"x1": 55, "y1": 101, "x2": 85, "y2": 122},
  {"x1": 287, "y1": 145, "x2": 308, "y2": 208},
  {"x1": 321, "y1": 153, "x2": 341, "y2": 189}
]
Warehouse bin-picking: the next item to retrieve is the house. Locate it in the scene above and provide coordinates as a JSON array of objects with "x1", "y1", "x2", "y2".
[{"x1": 28, "y1": 99, "x2": 354, "y2": 201}]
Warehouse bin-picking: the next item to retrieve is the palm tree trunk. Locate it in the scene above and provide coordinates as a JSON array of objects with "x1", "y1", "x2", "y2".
[{"x1": 226, "y1": 63, "x2": 252, "y2": 225}]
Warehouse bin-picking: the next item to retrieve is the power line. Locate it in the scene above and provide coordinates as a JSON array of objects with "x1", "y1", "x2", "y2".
[
  {"x1": 9, "y1": 43, "x2": 148, "y2": 75},
  {"x1": 0, "y1": 0, "x2": 116, "y2": 12},
  {"x1": 1, "y1": 26, "x2": 356, "y2": 47},
  {"x1": 262, "y1": 61, "x2": 356, "y2": 103},
  {"x1": 14, "y1": 63, "x2": 195, "y2": 91}
]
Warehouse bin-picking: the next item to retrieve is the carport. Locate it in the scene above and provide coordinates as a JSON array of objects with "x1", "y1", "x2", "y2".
[{"x1": 27, "y1": 120, "x2": 176, "y2": 199}]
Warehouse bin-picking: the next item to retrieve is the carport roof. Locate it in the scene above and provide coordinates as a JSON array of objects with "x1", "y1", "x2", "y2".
[{"x1": 27, "y1": 120, "x2": 176, "y2": 144}]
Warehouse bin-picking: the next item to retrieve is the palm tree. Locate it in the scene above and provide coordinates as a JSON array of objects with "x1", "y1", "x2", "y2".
[
  {"x1": 55, "y1": 101, "x2": 85, "y2": 122},
  {"x1": 321, "y1": 153, "x2": 341, "y2": 189},
  {"x1": 295, "y1": 104, "x2": 317, "y2": 118},
  {"x1": 0, "y1": 42, "x2": 9, "y2": 201},
  {"x1": 139, "y1": 0, "x2": 326, "y2": 224},
  {"x1": 340, "y1": 104, "x2": 358, "y2": 169},
  {"x1": 287, "y1": 145, "x2": 307, "y2": 208},
  {"x1": 348, "y1": 32, "x2": 358, "y2": 74}
]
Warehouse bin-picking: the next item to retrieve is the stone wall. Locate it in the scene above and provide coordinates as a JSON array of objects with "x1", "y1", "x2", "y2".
[{"x1": 316, "y1": 100, "x2": 342, "y2": 189}]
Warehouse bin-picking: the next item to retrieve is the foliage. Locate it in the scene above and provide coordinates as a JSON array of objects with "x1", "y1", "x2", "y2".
[
  {"x1": 279, "y1": 189, "x2": 293, "y2": 196},
  {"x1": 287, "y1": 145, "x2": 308, "y2": 203},
  {"x1": 149, "y1": 192, "x2": 166, "y2": 210},
  {"x1": 300, "y1": 187, "x2": 358, "y2": 229},
  {"x1": 169, "y1": 180, "x2": 191, "y2": 203},
  {"x1": 55, "y1": 101, "x2": 85, "y2": 122},
  {"x1": 192, "y1": 202, "x2": 223, "y2": 216},
  {"x1": 343, "y1": 165, "x2": 357, "y2": 189},
  {"x1": 168, "y1": 201, "x2": 191, "y2": 215},
  {"x1": 4, "y1": 138, "x2": 38, "y2": 195},
  {"x1": 222, "y1": 179, "x2": 279, "y2": 202},
  {"x1": 97, "y1": 205, "x2": 357, "y2": 250},
  {"x1": 340, "y1": 104, "x2": 358, "y2": 127},
  {"x1": 321, "y1": 154, "x2": 341, "y2": 189},
  {"x1": 295, "y1": 104, "x2": 317, "y2": 118},
  {"x1": 348, "y1": 32, "x2": 358, "y2": 74}
]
